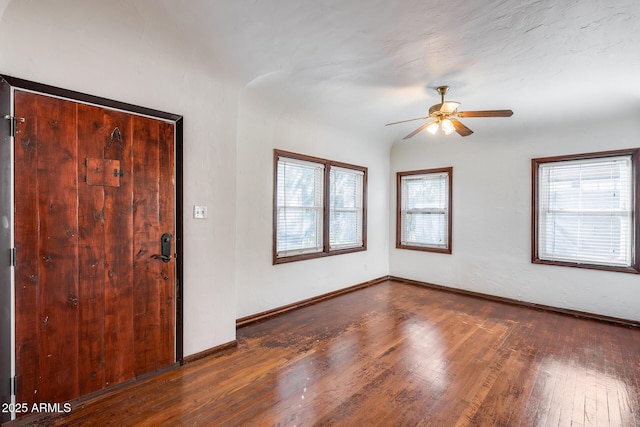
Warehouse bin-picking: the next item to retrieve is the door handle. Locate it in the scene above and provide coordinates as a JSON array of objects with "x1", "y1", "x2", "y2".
[{"x1": 151, "y1": 233, "x2": 172, "y2": 263}]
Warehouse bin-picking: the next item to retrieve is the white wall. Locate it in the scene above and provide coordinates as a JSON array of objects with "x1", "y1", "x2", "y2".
[
  {"x1": 390, "y1": 112, "x2": 640, "y2": 322},
  {"x1": 0, "y1": 1, "x2": 239, "y2": 355},
  {"x1": 235, "y1": 86, "x2": 390, "y2": 318}
]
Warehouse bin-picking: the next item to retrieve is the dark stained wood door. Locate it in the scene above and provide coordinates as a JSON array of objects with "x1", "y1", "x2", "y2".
[{"x1": 13, "y1": 90, "x2": 176, "y2": 407}]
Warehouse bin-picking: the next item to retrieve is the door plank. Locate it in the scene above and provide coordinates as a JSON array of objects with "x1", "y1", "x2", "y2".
[
  {"x1": 76, "y1": 104, "x2": 137, "y2": 394},
  {"x1": 132, "y1": 116, "x2": 161, "y2": 376},
  {"x1": 76, "y1": 104, "x2": 107, "y2": 395},
  {"x1": 103, "y1": 112, "x2": 135, "y2": 386},
  {"x1": 14, "y1": 92, "x2": 40, "y2": 407},
  {"x1": 34, "y1": 94, "x2": 80, "y2": 402},
  {"x1": 158, "y1": 122, "x2": 176, "y2": 366}
]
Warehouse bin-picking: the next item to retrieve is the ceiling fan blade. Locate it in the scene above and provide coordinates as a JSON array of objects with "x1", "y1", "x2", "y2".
[
  {"x1": 457, "y1": 110, "x2": 513, "y2": 118},
  {"x1": 451, "y1": 119, "x2": 473, "y2": 137},
  {"x1": 440, "y1": 101, "x2": 460, "y2": 114},
  {"x1": 403, "y1": 122, "x2": 434, "y2": 140},
  {"x1": 385, "y1": 116, "x2": 429, "y2": 126}
]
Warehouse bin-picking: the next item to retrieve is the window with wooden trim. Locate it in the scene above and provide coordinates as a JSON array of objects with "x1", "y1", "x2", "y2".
[
  {"x1": 532, "y1": 149, "x2": 640, "y2": 273},
  {"x1": 329, "y1": 166, "x2": 364, "y2": 250},
  {"x1": 397, "y1": 167, "x2": 452, "y2": 253},
  {"x1": 274, "y1": 150, "x2": 367, "y2": 263}
]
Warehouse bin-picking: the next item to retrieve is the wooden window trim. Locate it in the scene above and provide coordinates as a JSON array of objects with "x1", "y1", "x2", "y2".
[
  {"x1": 531, "y1": 148, "x2": 640, "y2": 274},
  {"x1": 396, "y1": 167, "x2": 453, "y2": 254},
  {"x1": 273, "y1": 149, "x2": 367, "y2": 264}
]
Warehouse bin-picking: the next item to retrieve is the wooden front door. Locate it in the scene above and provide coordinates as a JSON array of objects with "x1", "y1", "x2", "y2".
[{"x1": 14, "y1": 90, "x2": 176, "y2": 407}]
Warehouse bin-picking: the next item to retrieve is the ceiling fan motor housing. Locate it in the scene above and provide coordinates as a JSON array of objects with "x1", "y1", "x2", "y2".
[{"x1": 429, "y1": 104, "x2": 444, "y2": 116}]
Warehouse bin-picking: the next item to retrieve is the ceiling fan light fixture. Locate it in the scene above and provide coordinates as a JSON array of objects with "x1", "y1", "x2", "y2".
[
  {"x1": 426, "y1": 121, "x2": 439, "y2": 135},
  {"x1": 385, "y1": 86, "x2": 513, "y2": 139},
  {"x1": 441, "y1": 119, "x2": 455, "y2": 135}
]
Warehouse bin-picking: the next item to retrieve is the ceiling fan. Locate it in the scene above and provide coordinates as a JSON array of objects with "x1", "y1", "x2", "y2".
[{"x1": 385, "y1": 86, "x2": 513, "y2": 139}]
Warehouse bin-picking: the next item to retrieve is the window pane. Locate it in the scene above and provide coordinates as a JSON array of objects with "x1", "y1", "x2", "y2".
[
  {"x1": 330, "y1": 169, "x2": 359, "y2": 208},
  {"x1": 404, "y1": 175, "x2": 447, "y2": 210},
  {"x1": 277, "y1": 161, "x2": 324, "y2": 208},
  {"x1": 277, "y1": 207, "x2": 322, "y2": 253},
  {"x1": 405, "y1": 176, "x2": 448, "y2": 209},
  {"x1": 542, "y1": 213, "x2": 628, "y2": 264},
  {"x1": 545, "y1": 160, "x2": 630, "y2": 211},
  {"x1": 330, "y1": 210, "x2": 360, "y2": 246},
  {"x1": 403, "y1": 212, "x2": 447, "y2": 246}
]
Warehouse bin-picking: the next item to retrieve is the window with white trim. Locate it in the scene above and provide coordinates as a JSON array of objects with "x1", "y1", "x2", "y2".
[
  {"x1": 533, "y1": 149, "x2": 640, "y2": 273},
  {"x1": 274, "y1": 150, "x2": 367, "y2": 263},
  {"x1": 397, "y1": 167, "x2": 452, "y2": 253}
]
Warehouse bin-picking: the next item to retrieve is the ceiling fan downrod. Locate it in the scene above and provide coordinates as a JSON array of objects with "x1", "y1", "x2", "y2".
[{"x1": 436, "y1": 86, "x2": 449, "y2": 104}]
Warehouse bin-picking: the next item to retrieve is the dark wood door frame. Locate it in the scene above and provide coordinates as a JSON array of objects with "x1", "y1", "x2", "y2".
[
  {"x1": 0, "y1": 76, "x2": 13, "y2": 424},
  {"x1": 0, "y1": 75, "x2": 184, "y2": 419}
]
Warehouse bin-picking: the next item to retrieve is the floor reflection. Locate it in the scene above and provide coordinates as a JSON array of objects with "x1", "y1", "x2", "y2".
[
  {"x1": 529, "y1": 355, "x2": 639, "y2": 425},
  {"x1": 401, "y1": 321, "x2": 450, "y2": 394}
]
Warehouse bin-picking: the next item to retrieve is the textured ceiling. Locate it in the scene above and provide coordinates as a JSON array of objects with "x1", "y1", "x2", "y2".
[
  {"x1": 4, "y1": 0, "x2": 640, "y2": 143},
  {"x1": 169, "y1": 0, "x2": 640, "y2": 142}
]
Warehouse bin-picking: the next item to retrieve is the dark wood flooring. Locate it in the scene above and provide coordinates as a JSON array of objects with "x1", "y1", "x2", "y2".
[{"x1": 15, "y1": 280, "x2": 640, "y2": 426}]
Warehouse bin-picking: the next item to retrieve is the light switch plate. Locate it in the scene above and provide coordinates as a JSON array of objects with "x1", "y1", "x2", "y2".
[{"x1": 194, "y1": 205, "x2": 208, "y2": 219}]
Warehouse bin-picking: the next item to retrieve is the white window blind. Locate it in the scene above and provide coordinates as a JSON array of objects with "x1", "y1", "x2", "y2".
[
  {"x1": 400, "y1": 172, "x2": 449, "y2": 248},
  {"x1": 276, "y1": 156, "x2": 324, "y2": 257},
  {"x1": 329, "y1": 166, "x2": 364, "y2": 250},
  {"x1": 538, "y1": 155, "x2": 633, "y2": 267}
]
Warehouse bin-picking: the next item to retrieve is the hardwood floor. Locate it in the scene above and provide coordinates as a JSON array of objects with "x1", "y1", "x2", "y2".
[{"x1": 16, "y1": 280, "x2": 640, "y2": 426}]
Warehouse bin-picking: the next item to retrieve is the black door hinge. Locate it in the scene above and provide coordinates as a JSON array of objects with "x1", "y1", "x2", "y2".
[
  {"x1": 11, "y1": 376, "x2": 17, "y2": 396},
  {"x1": 10, "y1": 248, "x2": 16, "y2": 267},
  {"x1": 3, "y1": 115, "x2": 15, "y2": 137},
  {"x1": 4, "y1": 115, "x2": 24, "y2": 137}
]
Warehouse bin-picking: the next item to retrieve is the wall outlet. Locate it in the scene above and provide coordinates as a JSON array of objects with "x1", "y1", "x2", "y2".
[{"x1": 194, "y1": 205, "x2": 208, "y2": 219}]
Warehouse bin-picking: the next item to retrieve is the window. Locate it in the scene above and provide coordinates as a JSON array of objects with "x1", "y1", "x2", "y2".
[
  {"x1": 274, "y1": 150, "x2": 367, "y2": 263},
  {"x1": 275, "y1": 156, "x2": 325, "y2": 257},
  {"x1": 532, "y1": 149, "x2": 640, "y2": 273},
  {"x1": 330, "y1": 166, "x2": 364, "y2": 250},
  {"x1": 397, "y1": 167, "x2": 452, "y2": 253}
]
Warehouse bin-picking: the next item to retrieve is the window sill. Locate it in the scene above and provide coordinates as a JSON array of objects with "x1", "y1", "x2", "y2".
[
  {"x1": 274, "y1": 245, "x2": 366, "y2": 264},
  {"x1": 396, "y1": 243, "x2": 452, "y2": 254},
  {"x1": 532, "y1": 258, "x2": 640, "y2": 274}
]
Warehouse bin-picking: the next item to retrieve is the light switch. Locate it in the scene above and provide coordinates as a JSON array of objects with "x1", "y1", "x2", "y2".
[{"x1": 194, "y1": 205, "x2": 208, "y2": 219}]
